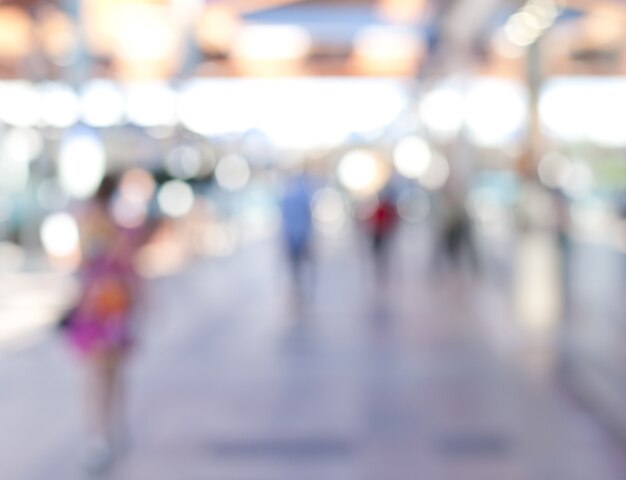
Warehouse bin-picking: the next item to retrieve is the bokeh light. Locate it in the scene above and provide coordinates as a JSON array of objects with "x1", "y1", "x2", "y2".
[
  {"x1": 58, "y1": 132, "x2": 106, "y2": 199},
  {"x1": 40, "y1": 212, "x2": 80, "y2": 257},
  {"x1": 419, "y1": 86, "x2": 465, "y2": 140},
  {"x1": 465, "y1": 79, "x2": 527, "y2": 146},
  {"x1": 215, "y1": 155, "x2": 251, "y2": 192},
  {"x1": 0, "y1": 82, "x2": 40, "y2": 127},
  {"x1": 157, "y1": 180, "x2": 195, "y2": 218},
  {"x1": 80, "y1": 80, "x2": 125, "y2": 127},
  {"x1": 337, "y1": 149, "x2": 389, "y2": 196},
  {"x1": 40, "y1": 82, "x2": 80, "y2": 128},
  {"x1": 393, "y1": 136, "x2": 432, "y2": 179},
  {"x1": 126, "y1": 83, "x2": 177, "y2": 127}
]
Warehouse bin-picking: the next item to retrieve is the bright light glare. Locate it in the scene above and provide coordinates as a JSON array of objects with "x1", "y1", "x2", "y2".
[
  {"x1": 126, "y1": 83, "x2": 177, "y2": 126},
  {"x1": 195, "y1": 5, "x2": 240, "y2": 53},
  {"x1": 215, "y1": 155, "x2": 251, "y2": 191},
  {"x1": 504, "y1": 0, "x2": 558, "y2": 47},
  {"x1": 421, "y1": 78, "x2": 527, "y2": 146},
  {"x1": 354, "y1": 25, "x2": 423, "y2": 61},
  {"x1": 338, "y1": 150, "x2": 380, "y2": 194},
  {"x1": 465, "y1": 80, "x2": 527, "y2": 146},
  {"x1": 420, "y1": 87, "x2": 465, "y2": 139},
  {"x1": 177, "y1": 80, "x2": 249, "y2": 136},
  {"x1": 523, "y1": 3, "x2": 556, "y2": 29},
  {"x1": 112, "y1": 4, "x2": 176, "y2": 62},
  {"x1": 58, "y1": 134, "x2": 106, "y2": 199},
  {"x1": 40, "y1": 212, "x2": 80, "y2": 257},
  {"x1": 81, "y1": 81, "x2": 125, "y2": 127},
  {"x1": 505, "y1": 13, "x2": 540, "y2": 47},
  {"x1": 0, "y1": 82, "x2": 40, "y2": 127},
  {"x1": 40, "y1": 82, "x2": 80, "y2": 128},
  {"x1": 540, "y1": 78, "x2": 626, "y2": 146},
  {"x1": 233, "y1": 25, "x2": 312, "y2": 60},
  {"x1": 540, "y1": 81, "x2": 585, "y2": 141},
  {"x1": 583, "y1": 82, "x2": 626, "y2": 147},
  {"x1": 348, "y1": 82, "x2": 407, "y2": 133},
  {"x1": 157, "y1": 180, "x2": 194, "y2": 218},
  {"x1": 393, "y1": 136, "x2": 432, "y2": 179},
  {"x1": 178, "y1": 79, "x2": 408, "y2": 147}
]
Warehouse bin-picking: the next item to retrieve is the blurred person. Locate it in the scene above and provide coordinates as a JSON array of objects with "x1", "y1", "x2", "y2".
[
  {"x1": 279, "y1": 172, "x2": 314, "y2": 297},
  {"x1": 553, "y1": 189, "x2": 572, "y2": 312},
  {"x1": 364, "y1": 188, "x2": 399, "y2": 280},
  {"x1": 433, "y1": 187, "x2": 478, "y2": 274},
  {"x1": 63, "y1": 175, "x2": 144, "y2": 473}
]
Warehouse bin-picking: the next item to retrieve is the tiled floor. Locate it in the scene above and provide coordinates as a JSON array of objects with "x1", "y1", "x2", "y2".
[{"x1": 1, "y1": 227, "x2": 625, "y2": 479}]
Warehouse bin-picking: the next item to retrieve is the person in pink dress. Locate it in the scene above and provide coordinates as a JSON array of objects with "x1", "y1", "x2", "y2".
[{"x1": 65, "y1": 175, "x2": 142, "y2": 472}]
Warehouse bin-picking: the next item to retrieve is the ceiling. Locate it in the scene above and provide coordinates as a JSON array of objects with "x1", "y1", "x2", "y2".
[{"x1": 0, "y1": 0, "x2": 623, "y2": 79}]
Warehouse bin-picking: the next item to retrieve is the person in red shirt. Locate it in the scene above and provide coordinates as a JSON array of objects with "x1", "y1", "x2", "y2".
[{"x1": 366, "y1": 191, "x2": 398, "y2": 279}]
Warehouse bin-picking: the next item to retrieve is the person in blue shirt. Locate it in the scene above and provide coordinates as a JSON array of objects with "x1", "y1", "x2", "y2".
[{"x1": 279, "y1": 172, "x2": 314, "y2": 293}]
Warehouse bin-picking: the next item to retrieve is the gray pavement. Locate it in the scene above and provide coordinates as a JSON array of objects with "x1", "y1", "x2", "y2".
[{"x1": 1, "y1": 225, "x2": 625, "y2": 479}]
